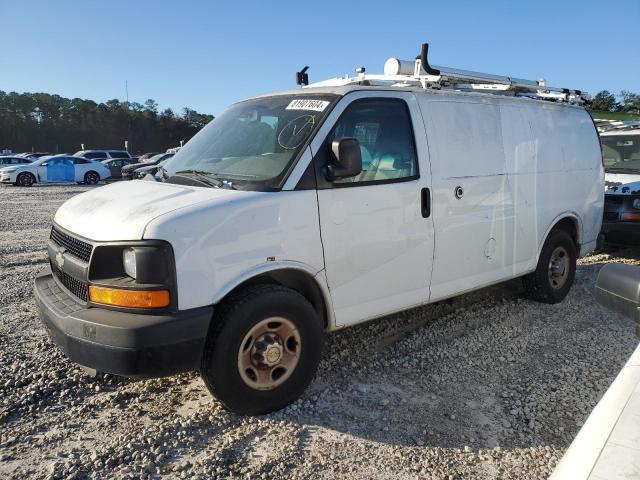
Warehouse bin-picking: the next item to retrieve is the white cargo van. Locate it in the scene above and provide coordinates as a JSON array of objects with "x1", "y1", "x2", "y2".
[{"x1": 35, "y1": 45, "x2": 604, "y2": 414}]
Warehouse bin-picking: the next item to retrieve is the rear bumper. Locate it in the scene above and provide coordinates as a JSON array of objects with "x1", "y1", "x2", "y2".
[
  {"x1": 601, "y1": 222, "x2": 640, "y2": 245},
  {"x1": 34, "y1": 271, "x2": 213, "y2": 378}
]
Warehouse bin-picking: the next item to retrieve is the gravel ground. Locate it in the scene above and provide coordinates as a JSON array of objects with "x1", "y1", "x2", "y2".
[{"x1": 0, "y1": 183, "x2": 638, "y2": 480}]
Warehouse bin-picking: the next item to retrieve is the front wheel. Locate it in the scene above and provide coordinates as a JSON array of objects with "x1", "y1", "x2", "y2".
[
  {"x1": 200, "y1": 284, "x2": 324, "y2": 415},
  {"x1": 522, "y1": 229, "x2": 577, "y2": 303},
  {"x1": 84, "y1": 171, "x2": 100, "y2": 185},
  {"x1": 16, "y1": 172, "x2": 35, "y2": 187}
]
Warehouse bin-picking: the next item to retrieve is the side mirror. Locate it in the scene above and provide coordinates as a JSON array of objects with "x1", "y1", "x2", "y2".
[
  {"x1": 595, "y1": 263, "x2": 640, "y2": 337},
  {"x1": 327, "y1": 137, "x2": 362, "y2": 180}
]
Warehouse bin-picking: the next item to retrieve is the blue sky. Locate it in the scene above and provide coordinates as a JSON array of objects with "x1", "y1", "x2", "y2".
[{"x1": 1, "y1": 0, "x2": 638, "y2": 116}]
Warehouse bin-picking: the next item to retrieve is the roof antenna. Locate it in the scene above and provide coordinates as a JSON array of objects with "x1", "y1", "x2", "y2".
[
  {"x1": 296, "y1": 66, "x2": 309, "y2": 86},
  {"x1": 416, "y1": 43, "x2": 440, "y2": 76}
]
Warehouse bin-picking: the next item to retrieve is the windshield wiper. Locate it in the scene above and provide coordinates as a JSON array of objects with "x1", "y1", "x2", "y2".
[{"x1": 174, "y1": 169, "x2": 236, "y2": 189}]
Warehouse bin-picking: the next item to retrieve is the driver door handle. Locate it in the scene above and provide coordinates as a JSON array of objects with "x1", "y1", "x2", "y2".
[{"x1": 421, "y1": 188, "x2": 431, "y2": 218}]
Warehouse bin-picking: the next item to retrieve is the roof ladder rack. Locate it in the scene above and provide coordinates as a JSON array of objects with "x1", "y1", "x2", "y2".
[{"x1": 305, "y1": 43, "x2": 589, "y2": 105}]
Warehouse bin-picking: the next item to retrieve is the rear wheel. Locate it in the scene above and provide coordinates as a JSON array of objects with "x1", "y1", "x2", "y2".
[
  {"x1": 200, "y1": 284, "x2": 324, "y2": 415},
  {"x1": 16, "y1": 172, "x2": 35, "y2": 187},
  {"x1": 522, "y1": 229, "x2": 577, "y2": 303},
  {"x1": 84, "y1": 171, "x2": 99, "y2": 185}
]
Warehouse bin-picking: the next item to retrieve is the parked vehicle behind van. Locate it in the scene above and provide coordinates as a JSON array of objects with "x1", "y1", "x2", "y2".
[
  {"x1": 34, "y1": 45, "x2": 603, "y2": 414},
  {"x1": 1, "y1": 154, "x2": 110, "y2": 186},
  {"x1": 101, "y1": 158, "x2": 139, "y2": 181},
  {"x1": 74, "y1": 150, "x2": 132, "y2": 161},
  {"x1": 121, "y1": 152, "x2": 174, "y2": 180},
  {"x1": 0, "y1": 156, "x2": 34, "y2": 167},
  {"x1": 600, "y1": 127, "x2": 640, "y2": 244}
]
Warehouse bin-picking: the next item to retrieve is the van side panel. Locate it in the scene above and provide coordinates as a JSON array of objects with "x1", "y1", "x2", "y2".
[
  {"x1": 144, "y1": 190, "x2": 325, "y2": 311},
  {"x1": 422, "y1": 94, "x2": 603, "y2": 302},
  {"x1": 500, "y1": 105, "x2": 538, "y2": 268},
  {"x1": 518, "y1": 104, "x2": 603, "y2": 255},
  {"x1": 420, "y1": 97, "x2": 517, "y2": 300}
]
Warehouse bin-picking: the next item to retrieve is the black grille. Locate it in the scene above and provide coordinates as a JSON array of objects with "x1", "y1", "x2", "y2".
[
  {"x1": 603, "y1": 211, "x2": 619, "y2": 222},
  {"x1": 51, "y1": 261, "x2": 88, "y2": 301},
  {"x1": 604, "y1": 195, "x2": 624, "y2": 205},
  {"x1": 50, "y1": 226, "x2": 93, "y2": 262}
]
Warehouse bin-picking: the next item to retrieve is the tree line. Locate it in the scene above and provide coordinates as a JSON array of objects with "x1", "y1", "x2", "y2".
[
  {"x1": 0, "y1": 90, "x2": 214, "y2": 154},
  {"x1": 588, "y1": 90, "x2": 640, "y2": 115},
  {"x1": 1, "y1": 87, "x2": 637, "y2": 156}
]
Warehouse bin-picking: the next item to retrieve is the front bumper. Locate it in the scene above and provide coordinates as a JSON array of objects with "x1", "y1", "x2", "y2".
[
  {"x1": 34, "y1": 271, "x2": 213, "y2": 378},
  {"x1": 601, "y1": 222, "x2": 640, "y2": 245},
  {"x1": 0, "y1": 173, "x2": 14, "y2": 183}
]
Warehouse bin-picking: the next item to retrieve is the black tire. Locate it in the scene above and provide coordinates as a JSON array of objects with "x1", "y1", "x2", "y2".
[
  {"x1": 522, "y1": 229, "x2": 577, "y2": 303},
  {"x1": 84, "y1": 171, "x2": 100, "y2": 185},
  {"x1": 201, "y1": 284, "x2": 324, "y2": 415},
  {"x1": 16, "y1": 172, "x2": 35, "y2": 187}
]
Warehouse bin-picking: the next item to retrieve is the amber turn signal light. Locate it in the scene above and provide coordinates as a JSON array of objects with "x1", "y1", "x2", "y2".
[
  {"x1": 89, "y1": 286, "x2": 170, "y2": 308},
  {"x1": 620, "y1": 212, "x2": 640, "y2": 222}
]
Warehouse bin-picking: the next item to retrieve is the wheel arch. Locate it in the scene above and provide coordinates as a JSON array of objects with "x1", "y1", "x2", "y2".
[
  {"x1": 538, "y1": 213, "x2": 582, "y2": 259},
  {"x1": 212, "y1": 263, "x2": 334, "y2": 330},
  {"x1": 17, "y1": 170, "x2": 37, "y2": 184}
]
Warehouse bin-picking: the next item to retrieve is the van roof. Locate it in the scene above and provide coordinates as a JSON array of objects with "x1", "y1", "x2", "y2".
[{"x1": 248, "y1": 84, "x2": 586, "y2": 110}]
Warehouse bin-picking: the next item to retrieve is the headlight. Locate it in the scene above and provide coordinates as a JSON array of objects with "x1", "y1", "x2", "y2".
[
  {"x1": 2, "y1": 168, "x2": 16, "y2": 173},
  {"x1": 123, "y1": 248, "x2": 137, "y2": 279},
  {"x1": 633, "y1": 199, "x2": 640, "y2": 210}
]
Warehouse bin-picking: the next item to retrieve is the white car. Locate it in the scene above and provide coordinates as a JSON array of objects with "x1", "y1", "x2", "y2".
[
  {"x1": 0, "y1": 155, "x2": 111, "y2": 186},
  {"x1": 34, "y1": 44, "x2": 603, "y2": 415}
]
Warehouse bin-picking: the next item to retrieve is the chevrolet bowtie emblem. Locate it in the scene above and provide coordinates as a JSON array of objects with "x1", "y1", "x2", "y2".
[{"x1": 55, "y1": 250, "x2": 65, "y2": 269}]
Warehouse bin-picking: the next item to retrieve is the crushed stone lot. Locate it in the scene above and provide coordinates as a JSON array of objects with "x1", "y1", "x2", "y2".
[{"x1": 0, "y1": 183, "x2": 638, "y2": 480}]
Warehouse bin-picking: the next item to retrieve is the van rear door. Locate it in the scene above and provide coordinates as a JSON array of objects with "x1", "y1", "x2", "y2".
[{"x1": 311, "y1": 92, "x2": 434, "y2": 327}]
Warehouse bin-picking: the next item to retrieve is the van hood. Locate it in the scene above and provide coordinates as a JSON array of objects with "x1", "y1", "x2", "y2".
[
  {"x1": 605, "y1": 180, "x2": 640, "y2": 196},
  {"x1": 605, "y1": 173, "x2": 640, "y2": 192},
  {"x1": 54, "y1": 180, "x2": 244, "y2": 241}
]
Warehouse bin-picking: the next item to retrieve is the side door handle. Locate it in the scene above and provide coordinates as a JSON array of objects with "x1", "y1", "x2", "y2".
[{"x1": 421, "y1": 187, "x2": 431, "y2": 218}]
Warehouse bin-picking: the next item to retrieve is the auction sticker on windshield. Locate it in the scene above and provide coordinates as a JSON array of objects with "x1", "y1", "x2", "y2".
[{"x1": 286, "y1": 99, "x2": 330, "y2": 112}]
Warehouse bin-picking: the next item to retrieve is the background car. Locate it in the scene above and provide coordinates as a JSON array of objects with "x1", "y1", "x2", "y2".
[
  {"x1": 101, "y1": 158, "x2": 138, "y2": 181},
  {"x1": 121, "y1": 152, "x2": 174, "y2": 180},
  {"x1": 73, "y1": 150, "x2": 132, "y2": 161},
  {"x1": 16, "y1": 152, "x2": 51, "y2": 160},
  {"x1": 131, "y1": 157, "x2": 171, "y2": 180},
  {"x1": 0, "y1": 154, "x2": 110, "y2": 186},
  {"x1": 0, "y1": 156, "x2": 33, "y2": 167},
  {"x1": 137, "y1": 152, "x2": 160, "y2": 163}
]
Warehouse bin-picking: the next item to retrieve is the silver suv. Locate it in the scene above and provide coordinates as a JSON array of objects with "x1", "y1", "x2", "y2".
[{"x1": 73, "y1": 150, "x2": 132, "y2": 161}]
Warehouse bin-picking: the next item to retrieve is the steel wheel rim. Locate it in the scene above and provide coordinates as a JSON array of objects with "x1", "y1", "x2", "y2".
[
  {"x1": 237, "y1": 316, "x2": 301, "y2": 391},
  {"x1": 548, "y1": 246, "x2": 570, "y2": 289}
]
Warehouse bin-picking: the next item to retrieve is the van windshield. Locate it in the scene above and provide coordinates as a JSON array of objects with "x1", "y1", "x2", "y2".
[
  {"x1": 164, "y1": 94, "x2": 337, "y2": 190},
  {"x1": 603, "y1": 135, "x2": 640, "y2": 174}
]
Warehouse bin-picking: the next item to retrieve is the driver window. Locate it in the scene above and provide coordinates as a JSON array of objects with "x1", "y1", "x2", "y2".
[{"x1": 329, "y1": 98, "x2": 418, "y2": 185}]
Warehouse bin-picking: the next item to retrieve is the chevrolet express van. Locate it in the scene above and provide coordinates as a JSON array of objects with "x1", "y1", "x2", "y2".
[{"x1": 35, "y1": 46, "x2": 604, "y2": 414}]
